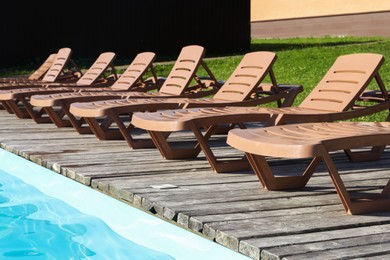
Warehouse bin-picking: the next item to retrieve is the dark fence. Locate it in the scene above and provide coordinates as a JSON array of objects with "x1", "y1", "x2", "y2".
[{"x1": 0, "y1": 0, "x2": 250, "y2": 66}]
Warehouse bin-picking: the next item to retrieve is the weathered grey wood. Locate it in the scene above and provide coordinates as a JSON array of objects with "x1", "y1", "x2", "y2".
[
  {"x1": 241, "y1": 223, "x2": 390, "y2": 249},
  {"x1": 1, "y1": 109, "x2": 390, "y2": 260},
  {"x1": 256, "y1": 229, "x2": 390, "y2": 260},
  {"x1": 278, "y1": 240, "x2": 390, "y2": 260}
]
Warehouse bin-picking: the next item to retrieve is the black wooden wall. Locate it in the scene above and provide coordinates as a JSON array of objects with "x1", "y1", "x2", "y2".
[{"x1": 0, "y1": 0, "x2": 250, "y2": 66}]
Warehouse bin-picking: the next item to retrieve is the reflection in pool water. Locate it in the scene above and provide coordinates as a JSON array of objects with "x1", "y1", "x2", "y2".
[{"x1": 0, "y1": 174, "x2": 173, "y2": 259}]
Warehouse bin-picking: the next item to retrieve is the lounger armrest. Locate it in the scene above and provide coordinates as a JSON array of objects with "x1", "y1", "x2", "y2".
[
  {"x1": 360, "y1": 90, "x2": 388, "y2": 102},
  {"x1": 251, "y1": 84, "x2": 303, "y2": 107}
]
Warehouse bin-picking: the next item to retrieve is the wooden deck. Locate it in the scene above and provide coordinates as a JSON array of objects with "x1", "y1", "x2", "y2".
[{"x1": 1, "y1": 109, "x2": 390, "y2": 259}]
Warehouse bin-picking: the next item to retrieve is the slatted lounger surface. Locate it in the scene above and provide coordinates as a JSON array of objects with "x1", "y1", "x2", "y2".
[
  {"x1": 131, "y1": 53, "x2": 390, "y2": 173},
  {"x1": 25, "y1": 51, "x2": 160, "y2": 126},
  {"x1": 227, "y1": 121, "x2": 390, "y2": 215},
  {"x1": 69, "y1": 51, "x2": 303, "y2": 148},
  {"x1": 28, "y1": 45, "x2": 220, "y2": 130},
  {"x1": 0, "y1": 47, "x2": 78, "y2": 89},
  {"x1": 0, "y1": 53, "x2": 57, "y2": 83},
  {"x1": 0, "y1": 52, "x2": 118, "y2": 121}
]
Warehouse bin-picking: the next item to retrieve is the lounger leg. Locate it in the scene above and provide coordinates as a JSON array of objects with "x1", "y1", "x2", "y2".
[
  {"x1": 42, "y1": 106, "x2": 73, "y2": 127},
  {"x1": 61, "y1": 108, "x2": 93, "y2": 134},
  {"x1": 321, "y1": 152, "x2": 390, "y2": 215},
  {"x1": 19, "y1": 96, "x2": 54, "y2": 123},
  {"x1": 44, "y1": 99, "x2": 81, "y2": 127},
  {"x1": 108, "y1": 111, "x2": 155, "y2": 149},
  {"x1": 148, "y1": 131, "x2": 202, "y2": 159},
  {"x1": 152, "y1": 121, "x2": 253, "y2": 173},
  {"x1": 83, "y1": 117, "x2": 124, "y2": 140},
  {"x1": 6, "y1": 98, "x2": 51, "y2": 123},
  {"x1": 146, "y1": 123, "x2": 242, "y2": 166},
  {"x1": 41, "y1": 101, "x2": 93, "y2": 134},
  {"x1": 382, "y1": 180, "x2": 390, "y2": 196},
  {"x1": 2, "y1": 100, "x2": 30, "y2": 118},
  {"x1": 246, "y1": 153, "x2": 319, "y2": 190},
  {"x1": 191, "y1": 123, "x2": 250, "y2": 173},
  {"x1": 1, "y1": 101, "x2": 15, "y2": 114},
  {"x1": 344, "y1": 146, "x2": 386, "y2": 162},
  {"x1": 320, "y1": 153, "x2": 353, "y2": 213}
]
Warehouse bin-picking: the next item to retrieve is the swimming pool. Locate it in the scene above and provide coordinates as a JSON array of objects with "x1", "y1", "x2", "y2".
[{"x1": 0, "y1": 149, "x2": 250, "y2": 259}]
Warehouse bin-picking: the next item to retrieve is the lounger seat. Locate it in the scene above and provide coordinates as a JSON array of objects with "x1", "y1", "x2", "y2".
[{"x1": 227, "y1": 121, "x2": 390, "y2": 215}]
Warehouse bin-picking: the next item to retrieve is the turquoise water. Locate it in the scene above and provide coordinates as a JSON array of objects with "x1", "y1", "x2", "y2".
[
  {"x1": 0, "y1": 149, "x2": 250, "y2": 259},
  {"x1": 0, "y1": 171, "x2": 173, "y2": 259}
]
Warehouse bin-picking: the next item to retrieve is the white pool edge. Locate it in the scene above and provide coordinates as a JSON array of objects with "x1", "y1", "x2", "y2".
[{"x1": 0, "y1": 148, "x2": 250, "y2": 260}]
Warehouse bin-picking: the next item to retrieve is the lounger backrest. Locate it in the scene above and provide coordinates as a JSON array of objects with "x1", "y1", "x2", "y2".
[
  {"x1": 213, "y1": 51, "x2": 277, "y2": 101},
  {"x1": 41, "y1": 47, "x2": 73, "y2": 82},
  {"x1": 158, "y1": 45, "x2": 205, "y2": 96},
  {"x1": 75, "y1": 52, "x2": 117, "y2": 85},
  {"x1": 298, "y1": 53, "x2": 384, "y2": 112},
  {"x1": 28, "y1": 53, "x2": 57, "y2": 80},
  {"x1": 110, "y1": 52, "x2": 156, "y2": 90}
]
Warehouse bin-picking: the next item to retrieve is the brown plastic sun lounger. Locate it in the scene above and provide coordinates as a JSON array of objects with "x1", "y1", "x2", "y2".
[
  {"x1": 29, "y1": 45, "x2": 222, "y2": 132},
  {"x1": 15, "y1": 51, "x2": 160, "y2": 125},
  {"x1": 226, "y1": 121, "x2": 390, "y2": 215},
  {"x1": 69, "y1": 51, "x2": 303, "y2": 148},
  {"x1": 131, "y1": 53, "x2": 390, "y2": 173},
  {"x1": 0, "y1": 52, "x2": 118, "y2": 121},
  {"x1": 0, "y1": 47, "x2": 81, "y2": 88},
  {"x1": 0, "y1": 53, "x2": 57, "y2": 83}
]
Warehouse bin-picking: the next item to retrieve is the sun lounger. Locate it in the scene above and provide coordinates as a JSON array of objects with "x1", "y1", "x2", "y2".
[
  {"x1": 0, "y1": 47, "x2": 81, "y2": 88},
  {"x1": 0, "y1": 53, "x2": 57, "y2": 83},
  {"x1": 16, "y1": 51, "x2": 159, "y2": 126},
  {"x1": 69, "y1": 51, "x2": 303, "y2": 148},
  {"x1": 29, "y1": 45, "x2": 222, "y2": 131},
  {"x1": 226, "y1": 121, "x2": 390, "y2": 215},
  {"x1": 0, "y1": 52, "x2": 118, "y2": 121},
  {"x1": 131, "y1": 53, "x2": 390, "y2": 173}
]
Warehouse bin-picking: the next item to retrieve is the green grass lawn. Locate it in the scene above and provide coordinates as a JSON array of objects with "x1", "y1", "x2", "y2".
[
  {"x1": 205, "y1": 36, "x2": 390, "y2": 121},
  {"x1": 1, "y1": 36, "x2": 389, "y2": 121}
]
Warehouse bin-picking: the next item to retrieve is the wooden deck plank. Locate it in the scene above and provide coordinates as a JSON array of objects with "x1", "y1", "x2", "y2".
[
  {"x1": 1, "y1": 109, "x2": 390, "y2": 259},
  {"x1": 258, "y1": 230, "x2": 390, "y2": 259}
]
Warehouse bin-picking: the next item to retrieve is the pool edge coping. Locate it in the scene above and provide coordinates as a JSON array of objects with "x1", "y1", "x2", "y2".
[{"x1": 0, "y1": 143, "x2": 258, "y2": 260}]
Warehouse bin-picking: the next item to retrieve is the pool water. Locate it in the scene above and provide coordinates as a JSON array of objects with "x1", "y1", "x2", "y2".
[
  {"x1": 0, "y1": 171, "x2": 173, "y2": 259},
  {"x1": 0, "y1": 149, "x2": 249, "y2": 259}
]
